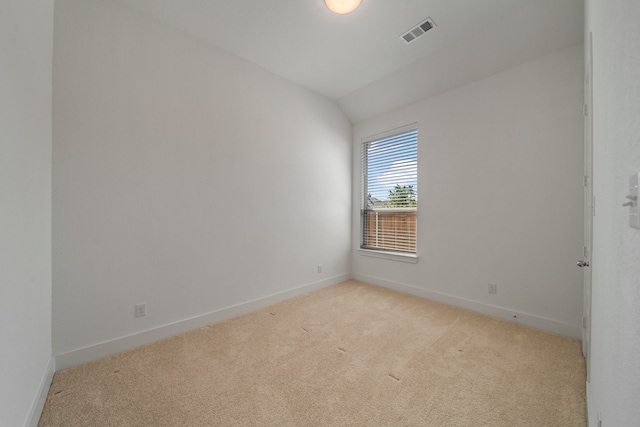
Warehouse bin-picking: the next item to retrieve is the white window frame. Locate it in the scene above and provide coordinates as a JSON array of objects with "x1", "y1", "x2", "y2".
[{"x1": 359, "y1": 124, "x2": 418, "y2": 263}]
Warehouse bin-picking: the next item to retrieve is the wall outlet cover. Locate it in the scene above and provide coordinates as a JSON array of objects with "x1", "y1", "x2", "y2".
[{"x1": 135, "y1": 303, "x2": 146, "y2": 317}]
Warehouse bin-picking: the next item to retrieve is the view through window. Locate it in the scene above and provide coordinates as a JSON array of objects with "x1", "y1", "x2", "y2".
[{"x1": 361, "y1": 127, "x2": 418, "y2": 253}]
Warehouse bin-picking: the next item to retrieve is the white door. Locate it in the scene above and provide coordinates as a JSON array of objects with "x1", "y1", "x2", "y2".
[{"x1": 581, "y1": 32, "x2": 594, "y2": 382}]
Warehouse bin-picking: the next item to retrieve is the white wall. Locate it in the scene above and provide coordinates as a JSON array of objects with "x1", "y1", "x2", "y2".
[
  {"x1": 53, "y1": 0, "x2": 352, "y2": 368},
  {"x1": 585, "y1": 0, "x2": 640, "y2": 425},
  {"x1": 0, "y1": 1, "x2": 54, "y2": 426},
  {"x1": 352, "y1": 45, "x2": 585, "y2": 338}
]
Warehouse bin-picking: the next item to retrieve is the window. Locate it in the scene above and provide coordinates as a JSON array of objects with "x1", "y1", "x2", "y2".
[{"x1": 361, "y1": 126, "x2": 418, "y2": 255}]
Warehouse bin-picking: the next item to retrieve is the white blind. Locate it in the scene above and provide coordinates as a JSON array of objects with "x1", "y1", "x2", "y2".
[{"x1": 361, "y1": 128, "x2": 418, "y2": 253}]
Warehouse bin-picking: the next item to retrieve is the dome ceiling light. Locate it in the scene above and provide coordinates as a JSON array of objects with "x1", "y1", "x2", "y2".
[{"x1": 324, "y1": 0, "x2": 362, "y2": 15}]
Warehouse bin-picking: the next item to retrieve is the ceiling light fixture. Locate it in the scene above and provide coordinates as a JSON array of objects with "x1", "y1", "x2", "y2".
[{"x1": 325, "y1": 0, "x2": 362, "y2": 15}]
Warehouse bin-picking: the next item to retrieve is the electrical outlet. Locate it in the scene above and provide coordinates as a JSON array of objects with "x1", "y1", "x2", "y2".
[
  {"x1": 488, "y1": 283, "x2": 497, "y2": 294},
  {"x1": 135, "y1": 303, "x2": 146, "y2": 317},
  {"x1": 317, "y1": 265, "x2": 322, "y2": 273}
]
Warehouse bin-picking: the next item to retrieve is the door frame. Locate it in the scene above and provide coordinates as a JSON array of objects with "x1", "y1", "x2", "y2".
[{"x1": 582, "y1": 32, "x2": 594, "y2": 382}]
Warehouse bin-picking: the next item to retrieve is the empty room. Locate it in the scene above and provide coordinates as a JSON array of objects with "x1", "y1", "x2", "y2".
[{"x1": 2, "y1": 0, "x2": 639, "y2": 426}]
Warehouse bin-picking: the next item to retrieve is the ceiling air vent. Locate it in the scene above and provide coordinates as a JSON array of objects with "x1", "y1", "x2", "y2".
[{"x1": 400, "y1": 17, "x2": 436, "y2": 44}]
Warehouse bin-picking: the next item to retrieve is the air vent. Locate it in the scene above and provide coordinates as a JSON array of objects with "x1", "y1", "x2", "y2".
[{"x1": 400, "y1": 17, "x2": 436, "y2": 44}]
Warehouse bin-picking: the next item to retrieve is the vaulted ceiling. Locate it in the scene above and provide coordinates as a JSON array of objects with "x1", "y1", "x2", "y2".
[{"x1": 114, "y1": 0, "x2": 584, "y2": 122}]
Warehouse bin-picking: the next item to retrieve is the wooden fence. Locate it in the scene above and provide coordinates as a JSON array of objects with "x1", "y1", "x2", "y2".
[{"x1": 362, "y1": 209, "x2": 417, "y2": 252}]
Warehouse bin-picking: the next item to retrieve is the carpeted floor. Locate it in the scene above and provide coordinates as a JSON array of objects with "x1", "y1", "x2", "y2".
[{"x1": 39, "y1": 280, "x2": 586, "y2": 426}]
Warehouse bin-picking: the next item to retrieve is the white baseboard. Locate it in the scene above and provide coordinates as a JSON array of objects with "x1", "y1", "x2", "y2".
[
  {"x1": 55, "y1": 274, "x2": 350, "y2": 370},
  {"x1": 354, "y1": 273, "x2": 581, "y2": 339},
  {"x1": 26, "y1": 355, "x2": 55, "y2": 427},
  {"x1": 586, "y1": 381, "x2": 595, "y2": 427}
]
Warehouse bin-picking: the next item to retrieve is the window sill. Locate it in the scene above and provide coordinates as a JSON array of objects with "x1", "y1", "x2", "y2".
[{"x1": 358, "y1": 249, "x2": 419, "y2": 264}]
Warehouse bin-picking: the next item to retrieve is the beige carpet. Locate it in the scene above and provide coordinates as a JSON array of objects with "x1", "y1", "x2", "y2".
[{"x1": 39, "y1": 280, "x2": 586, "y2": 426}]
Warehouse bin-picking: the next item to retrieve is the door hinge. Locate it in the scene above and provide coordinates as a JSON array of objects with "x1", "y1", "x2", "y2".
[
  {"x1": 584, "y1": 175, "x2": 590, "y2": 187},
  {"x1": 584, "y1": 104, "x2": 588, "y2": 116},
  {"x1": 584, "y1": 246, "x2": 588, "y2": 257},
  {"x1": 583, "y1": 317, "x2": 587, "y2": 328}
]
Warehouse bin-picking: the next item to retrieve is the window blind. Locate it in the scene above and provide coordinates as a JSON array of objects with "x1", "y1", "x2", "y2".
[{"x1": 361, "y1": 128, "x2": 418, "y2": 253}]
